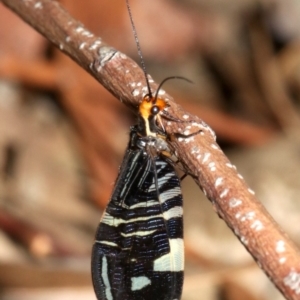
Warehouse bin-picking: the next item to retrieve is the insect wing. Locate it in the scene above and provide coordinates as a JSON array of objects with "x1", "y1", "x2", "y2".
[{"x1": 92, "y1": 146, "x2": 184, "y2": 300}]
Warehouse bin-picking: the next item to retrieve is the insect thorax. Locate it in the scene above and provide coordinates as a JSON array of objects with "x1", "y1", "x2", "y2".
[{"x1": 130, "y1": 126, "x2": 170, "y2": 157}]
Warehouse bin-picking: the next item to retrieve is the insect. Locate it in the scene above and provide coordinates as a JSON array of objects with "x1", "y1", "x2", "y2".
[{"x1": 91, "y1": 1, "x2": 185, "y2": 299}]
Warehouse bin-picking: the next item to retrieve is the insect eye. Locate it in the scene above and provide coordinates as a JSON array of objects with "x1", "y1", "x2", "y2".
[{"x1": 151, "y1": 105, "x2": 160, "y2": 116}]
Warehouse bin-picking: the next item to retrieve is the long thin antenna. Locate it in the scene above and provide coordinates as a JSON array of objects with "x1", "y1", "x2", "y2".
[
  {"x1": 125, "y1": 0, "x2": 153, "y2": 98},
  {"x1": 154, "y1": 76, "x2": 193, "y2": 102}
]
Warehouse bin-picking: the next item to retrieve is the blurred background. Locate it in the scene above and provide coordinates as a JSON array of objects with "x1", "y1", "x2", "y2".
[{"x1": 0, "y1": 0, "x2": 300, "y2": 299}]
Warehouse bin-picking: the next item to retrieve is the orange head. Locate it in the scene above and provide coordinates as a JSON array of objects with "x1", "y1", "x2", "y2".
[{"x1": 138, "y1": 95, "x2": 168, "y2": 137}]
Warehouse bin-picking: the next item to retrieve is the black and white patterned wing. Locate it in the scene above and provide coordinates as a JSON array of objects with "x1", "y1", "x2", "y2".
[{"x1": 92, "y1": 145, "x2": 184, "y2": 300}]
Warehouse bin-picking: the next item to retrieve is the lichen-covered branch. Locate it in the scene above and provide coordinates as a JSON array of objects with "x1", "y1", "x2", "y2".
[{"x1": 1, "y1": 0, "x2": 300, "y2": 299}]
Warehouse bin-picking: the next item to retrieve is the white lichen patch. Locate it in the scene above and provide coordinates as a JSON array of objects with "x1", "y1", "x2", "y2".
[
  {"x1": 250, "y1": 220, "x2": 263, "y2": 231},
  {"x1": 208, "y1": 162, "x2": 216, "y2": 171},
  {"x1": 184, "y1": 137, "x2": 194, "y2": 144},
  {"x1": 34, "y1": 2, "x2": 43, "y2": 9},
  {"x1": 76, "y1": 26, "x2": 84, "y2": 33},
  {"x1": 89, "y1": 40, "x2": 102, "y2": 50},
  {"x1": 229, "y1": 198, "x2": 242, "y2": 208},
  {"x1": 202, "y1": 153, "x2": 211, "y2": 163},
  {"x1": 79, "y1": 42, "x2": 86, "y2": 49},
  {"x1": 279, "y1": 257, "x2": 286, "y2": 264},
  {"x1": 120, "y1": 53, "x2": 127, "y2": 59},
  {"x1": 215, "y1": 177, "x2": 223, "y2": 187},
  {"x1": 240, "y1": 236, "x2": 248, "y2": 245},
  {"x1": 132, "y1": 89, "x2": 140, "y2": 97},
  {"x1": 220, "y1": 189, "x2": 229, "y2": 198},
  {"x1": 191, "y1": 146, "x2": 199, "y2": 154},
  {"x1": 240, "y1": 211, "x2": 255, "y2": 222},
  {"x1": 284, "y1": 271, "x2": 300, "y2": 294},
  {"x1": 248, "y1": 188, "x2": 255, "y2": 195},
  {"x1": 276, "y1": 240, "x2": 286, "y2": 253}
]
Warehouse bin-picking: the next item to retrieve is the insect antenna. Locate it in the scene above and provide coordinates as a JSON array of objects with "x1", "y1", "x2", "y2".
[
  {"x1": 154, "y1": 76, "x2": 193, "y2": 102},
  {"x1": 125, "y1": 0, "x2": 153, "y2": 99}
]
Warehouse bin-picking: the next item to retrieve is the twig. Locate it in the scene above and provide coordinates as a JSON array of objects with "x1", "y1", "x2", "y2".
[{"x1": 1, "y1": 0, "x2": 300, "y2": 299}]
